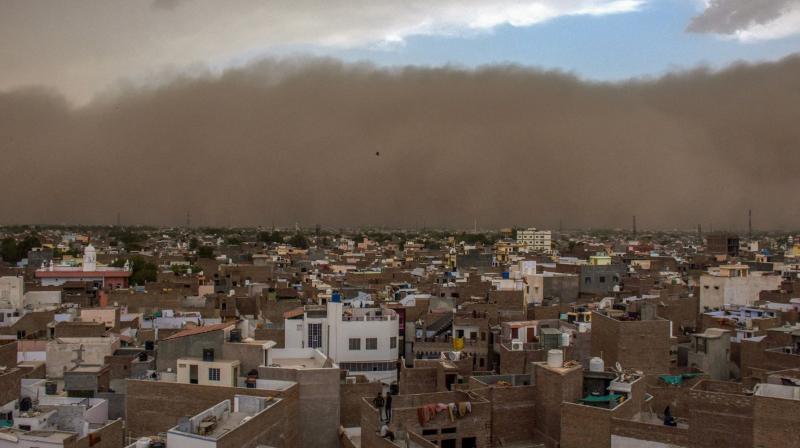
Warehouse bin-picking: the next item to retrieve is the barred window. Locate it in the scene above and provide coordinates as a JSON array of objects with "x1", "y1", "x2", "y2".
[
  {"x1": 349, "y1": 338, "x2": 361, "y2": 350},
  {"x1": 390, "y1": 337, "x2": 397, "y2": 349},
  {"x1": 366, "y1": 338, "x2": 378, "y2": 350},
  {"x1": 208, "y1": 368, "x2": 221, "y2": 381}
]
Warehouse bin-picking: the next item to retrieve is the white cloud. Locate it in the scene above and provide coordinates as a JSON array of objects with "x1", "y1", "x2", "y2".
[
  {"x1": 0, "y1": 1, "x2": 644, "y2": 103},
  {"x1": 688, "y1": 0, "x2": 800, "y2": 42},
  {"x1": 733, "y1": 4, "x2": 800, "y2": 41}
]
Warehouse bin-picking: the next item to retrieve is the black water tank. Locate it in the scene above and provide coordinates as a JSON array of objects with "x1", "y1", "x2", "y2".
[
  {"x1": 19, "y1": 397, "x2": 32, "y2": 412},
  {"x1": 202, "y1": 348, "x2": 215, "y2": 362},
  {"x1": 229, "y1": 329, "x2": 242, "y2": 343},
  {"x1": 144, "y1": 341, "x2": 155, "y2": 351},
  {"x1": 138, "y1": 352, "x2": 148, "y2": 362}
]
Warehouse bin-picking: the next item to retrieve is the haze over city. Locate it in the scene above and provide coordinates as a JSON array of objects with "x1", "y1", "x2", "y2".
[
  {"x1": 1, "y1": 0, "x2": 799, "y2": 229},
  {"x1": 3, "y1": 3, "x2": 800, "y2": 448}
]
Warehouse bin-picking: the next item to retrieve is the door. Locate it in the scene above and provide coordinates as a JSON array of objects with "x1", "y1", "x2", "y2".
[{"x1": 189, "y1": 364, "x2": 198, "y2": 384}]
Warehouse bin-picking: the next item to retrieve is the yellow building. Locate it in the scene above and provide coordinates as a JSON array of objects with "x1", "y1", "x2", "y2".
[
  {"x1": 177, "y1": 357, "x2": 240, "y2": 387},
  {"x1": 588, "y1": 253, "x2": 612, "y2": 266}
]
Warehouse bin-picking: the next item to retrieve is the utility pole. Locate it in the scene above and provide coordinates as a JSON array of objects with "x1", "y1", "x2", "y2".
[{"x1": 632, "y1": 215, "x2": 637, "y2": 240}]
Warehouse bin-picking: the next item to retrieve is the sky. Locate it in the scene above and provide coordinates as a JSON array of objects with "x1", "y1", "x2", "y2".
[
  {"x1": 1, "y1": 0, "x2": 799, "y2": 230},
  {"x1": 3, "y1": 0, "x2": 800, "y2": 103}
]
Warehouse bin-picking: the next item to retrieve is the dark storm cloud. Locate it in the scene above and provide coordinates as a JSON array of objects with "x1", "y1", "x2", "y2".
[
  {"x1": 687, "y1": 0, "x2": 798, "y2": 34},
  {"x1": 1, "y1": 57, "x2": 799, "y2": 229}
]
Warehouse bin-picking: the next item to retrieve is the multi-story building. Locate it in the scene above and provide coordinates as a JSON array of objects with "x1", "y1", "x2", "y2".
[
  {"x1": 516, "y1": 228, "x2": 552, "y2": 253},
  {"x1": 698, "y1": 265, "x2": 783, "y2": 309},
  {"x1": 284, "y1": 293, "x2": 399, "y2": 382}
]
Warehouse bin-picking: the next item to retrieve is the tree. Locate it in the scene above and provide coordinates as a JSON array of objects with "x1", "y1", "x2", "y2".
[
  {"x1": 0, "y1": 235, "x2": 41, "y2": 263},
  {"x1": 111, "y1": 256, "x2": 157, "y2": 285},
  {"x1": 288, "y1": 233, "x2": 309, "y2": 249},
  {"x1": 198, "y1": 246, "x2": 215, "y2": 259},
  {"x1": 258, "y1": 231, "x2": 284, "y2": 245},
  {"x1": 0, "y1": 238, "x2": 18, "y2": 263}
]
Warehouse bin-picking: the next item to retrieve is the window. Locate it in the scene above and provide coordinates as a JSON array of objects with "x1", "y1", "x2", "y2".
[
  {"x1": 308, "y1": 323, "x2": 322, "y2": 349},
  {"x1": 599, "y1": 276, "x2": 606, "y2": 283},
  {"x1": 441, "y1": 439, "x2": 456, "y2": 448},
  {"x1": 584, "y1": 277, "x2": 591, "y2": 284},
  {"x1": 366, "y1": 338, "x2": 378, "y2": 350},
  {"x1": 695, "y1": 338, "x2": 707, "y2": 354},
  {"x1": 390, "y1": 337, "x2": 397, "y2": 349},
  {"x1": 422, "y1": 429, "x2": 438, "y2": 436},
  {"x1": 208, "y1": 368, "x2": 221, "y2": 381},
  {"x1": 349, "y1": 338, "x2": 361, "y2": 350}
]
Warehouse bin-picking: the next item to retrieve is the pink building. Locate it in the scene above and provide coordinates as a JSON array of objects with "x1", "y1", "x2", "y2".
[{"x1": 35, "y1": 244, "x2": 132, "y2": 289}]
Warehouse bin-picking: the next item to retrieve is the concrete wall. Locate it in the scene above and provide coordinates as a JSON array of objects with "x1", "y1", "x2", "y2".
[
  {"x1": 699, "y1": 274, "x2": 782, "y2": 309},
  {"x1": 46, "y1": 338, "x2": 119, "y2": 378}
]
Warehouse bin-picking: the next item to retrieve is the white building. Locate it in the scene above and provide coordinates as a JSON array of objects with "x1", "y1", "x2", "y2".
[
  {"x1": 284, "y1": 294, "x2": 399, "y2": 382},
  {"x1": 516, "y1": 228, "x2": 552, "y2": 253},
  {"x1": 34, "y1": 245, "x2": 132, "y2": 289},
  {"x1": 0, "y1": 277, "x2": 23, "y2": 310},
  {"x1": 698, "y1": 265, "x2": 783, "y2": 310},
  {"x1": 165, "y1": 395, "x2": 281, "y2": 448}
]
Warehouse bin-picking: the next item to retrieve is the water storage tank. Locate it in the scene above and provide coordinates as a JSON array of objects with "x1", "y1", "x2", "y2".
[
  {"x1": 547, "y1": 349, "x2": 564, "y2": 368},
  {"x1": 589, "y1": 357, "x2": 605, "y2": 372},
  {"x1": 135, "y1": 438, "x2": 151, "y2": 448},
  {"x1": 229, "y1": 329, "x2": 242, "y2": 342},
  {"x1": 561, "y1": 332, "x2": 570, "y2": 347},
  {"x1": 45, "y1": 380, "x2": 58, "y2": 395}
]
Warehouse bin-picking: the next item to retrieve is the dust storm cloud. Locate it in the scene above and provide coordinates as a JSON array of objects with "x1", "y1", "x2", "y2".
[{"x1": 1, "y1": 57, "x2": 799, "y2": 229}]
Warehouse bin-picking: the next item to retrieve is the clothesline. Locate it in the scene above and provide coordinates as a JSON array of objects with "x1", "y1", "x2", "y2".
[{"x1": 417, "y1": 401, "x2": 472, "y2": 425}]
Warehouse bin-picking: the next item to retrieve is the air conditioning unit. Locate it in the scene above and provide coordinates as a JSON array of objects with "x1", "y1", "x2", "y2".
[
  {"x1": 345, "y1": 377, "x2": 357, "y2": 384},
  {"x1": 511, "y1": 341, "x2": 523, "y2": 351}
]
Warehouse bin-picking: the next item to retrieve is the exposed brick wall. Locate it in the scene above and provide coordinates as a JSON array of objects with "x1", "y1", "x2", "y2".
[
  {"x1": 0, "y1": 310, "x2": 55, "y2": 339},
  {"x1": 561, "y1": 402, "x2": 612, "y2": 448},
  {"x1": 591, "y1": 313, "x2": 670, "y2": 374},
  {"x1": 54, "y1": 322, "x2": 107, "y2": 338},
  {"x1": 125, "y1": 379, "x2": 298, "y2": 447},
  {"x1": 753, "y1": 395, "x2": 800, "y2": 448},
  {"x1": 255, "y1": 328, "x2": 285, "y2": 348},
  {"x1": 610, "y1": 417, "x2": 689, "y2": 447},
  {"x1": 0, "y1": 340, "x2": 17, "y2": 368},
  {"x1": 0, "y1": 367, "x2": 25, "y2": 405},
  {"x1": 687, "y1": 381, "x2": 754, "y2": 448},
  {"x1": 216, "y1": 399, "x2": 296, "y2": 448},
  {"x1": 382, "y1": 391, "x2": 492, "y2": 448},
  {"x1": 71, "y1": 419, "x2": 125, "y2": 448},
  {"x1": 497, "y1": 344, "x2": 545, "y2": 374},
  {"x1": 533, "y1": 363, "x2": 583, "y2": 444},
  {"x1": 400, "y1": 366, "x2": 439, "y2": 395},
  {"x1": 341, "y1": 381, "x2": 383, "y2": 427},
  {"x1": 485, "y1": 386, "x2": 537, "y2": 446}
]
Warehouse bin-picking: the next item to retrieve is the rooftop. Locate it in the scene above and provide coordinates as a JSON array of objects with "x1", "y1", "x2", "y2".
[{"x1": 162, "y1": 322, "x2": 234, "y2": 340}]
